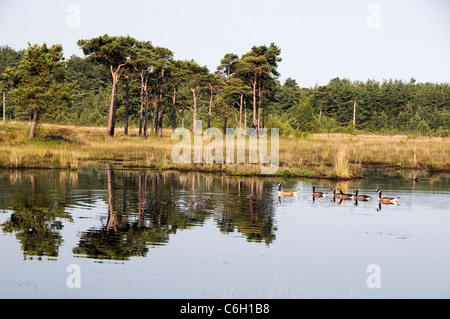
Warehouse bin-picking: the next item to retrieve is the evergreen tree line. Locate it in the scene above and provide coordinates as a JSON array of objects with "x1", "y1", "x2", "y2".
[
  {"x1": 273, "y1": 77, "x2": 450, "y2": 137},
  {"x1": 1, "y1": 36, "x2": 448, "y2": 138}
]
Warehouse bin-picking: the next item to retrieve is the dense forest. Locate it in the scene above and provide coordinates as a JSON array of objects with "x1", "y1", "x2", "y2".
[{"x1": 1, "y1": 35, "x2": 449, "y2": 138}]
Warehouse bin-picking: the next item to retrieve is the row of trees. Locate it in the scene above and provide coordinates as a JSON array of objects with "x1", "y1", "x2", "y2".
[
  {"x1": 1, "y1": 35, "x2": 283, "y2": 138},
  {"x1": 1, "y1": 36, "x2": 449, "y2": 138}
]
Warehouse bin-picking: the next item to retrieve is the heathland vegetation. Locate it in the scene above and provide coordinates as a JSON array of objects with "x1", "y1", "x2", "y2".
[
  {"x1": 0, "y1": 36, "x2": 449, "y2": 178},
  {"x1": 1, "y1": 122, "x2": 449, "y2": 179}
]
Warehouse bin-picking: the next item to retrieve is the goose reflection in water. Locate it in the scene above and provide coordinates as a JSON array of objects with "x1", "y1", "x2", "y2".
[{"x1": 377, "y1": 201, "x2": 400, "y2": 212}]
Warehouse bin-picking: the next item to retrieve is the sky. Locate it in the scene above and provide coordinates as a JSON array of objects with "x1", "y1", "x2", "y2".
[{"x1": 0, "y1": 0, "x2": 449, "y2": 88}]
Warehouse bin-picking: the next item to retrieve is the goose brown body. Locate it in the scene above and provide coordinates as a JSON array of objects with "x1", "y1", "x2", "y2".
[
  {"x1": 332, "y1": 188, "x2": 341, "y2": 197},
  {"x1": 312, "y1": 186, "x2": 327, "y2": 198},
  {"x1": 337, "y1": 189, "x2": 353, "y2": 199},
  {"x1": 377, "y1": 189, "x2": 399, "y2": 203},
  {"x1": 277, "y1": 182, "x2": 299, "y2": 197},
  {"x1": 352, "y1": 190, "x2": 372, "y2": 201}
]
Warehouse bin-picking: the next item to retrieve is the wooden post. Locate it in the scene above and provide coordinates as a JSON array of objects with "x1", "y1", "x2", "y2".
[
  {"x1": 2, "y1": 92, "x2": 5, "y2": 123},
  {"x1": 353, "y1": 100, "x2": 357, "y2": 127}
]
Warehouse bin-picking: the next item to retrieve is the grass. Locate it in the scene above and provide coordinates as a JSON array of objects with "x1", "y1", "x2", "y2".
[{"x1": 1, "y1": 121, "x2": 449, "y2": 179}]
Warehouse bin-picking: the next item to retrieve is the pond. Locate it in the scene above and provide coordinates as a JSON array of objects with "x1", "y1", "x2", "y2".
[{"x1": 0, "y1": 165, "x2": 449, "y2": 299}]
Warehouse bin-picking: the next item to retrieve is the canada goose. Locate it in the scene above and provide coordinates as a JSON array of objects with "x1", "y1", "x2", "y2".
[
  {"x1": 331, "y1": 188, "x2": 341, "y2": 203},
  {"x1": 277, "y1": 182, "x2": 299, "y2": 197},
  {"x1": 332, "y1": 188, "x2": 342, "y2": 198},
  {"x1": 312, "y1": 186, "x2": 327, "y2": 198},
  {"x1": 352, "y1": 190, "x2": 372, "y2": 201},
  {"x1": 377, "y1": 189, "x2": 399, "y2": 204},
  {"x1": 337, "y1": 188, "x2": 353, "y2": 200}
]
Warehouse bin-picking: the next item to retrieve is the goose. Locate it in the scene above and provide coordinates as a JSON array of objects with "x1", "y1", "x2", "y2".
[
  {"x1": 332, "y1": 188, "x2": 340, "y2": 197},
  {"x1": 352, "y1": 190, "x2": 372, "y2": 201},
  {"x1": 377, "y1": 189, "x2": 399, "y2": 204},
  {"x1": 337, "y1": 188, "x2": 353, "y2": 200},
  {"x1": 312, "y1": 186, "x2": 327, "y2": 198},
  {"x1": 331, "y1": 188, "x2": 342, "y2": 203},
  {"x1": 277, "y1": 182, "x2": 299, "y2": 197}
]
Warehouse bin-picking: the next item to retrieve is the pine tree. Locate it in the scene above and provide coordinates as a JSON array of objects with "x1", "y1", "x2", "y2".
[
  {"x1": 5, "y1": 43, "x2": 71, "y2": 138},
  {"x1": 77, "y1": 34, "x2": 138, "y2": 136}
]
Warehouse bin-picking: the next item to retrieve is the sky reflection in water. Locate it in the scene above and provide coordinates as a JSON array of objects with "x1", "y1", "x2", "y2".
[{"x1": 0, "y1": 166, "x2": 449, "y2": 298}]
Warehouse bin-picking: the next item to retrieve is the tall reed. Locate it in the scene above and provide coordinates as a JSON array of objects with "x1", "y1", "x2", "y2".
[
  {"x1": 9, "y1": 151, "x2": 22, "y2": 168},
  {"x1": 334, "y1": 146, "x2": 351, "y2": 179}
]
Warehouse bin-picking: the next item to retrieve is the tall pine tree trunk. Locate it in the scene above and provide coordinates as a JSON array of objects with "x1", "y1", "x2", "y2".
[
  {"x1": 172, "y1": 85, "x2": 177, "y2": 133},
  {"x1": 158, "y1": 108, "x2": 164, "y2": 137},
  {"x1": 124, "y1": 74, "x2": 130, "y2": 136},
  {"x1": 244, "y1": 100, "x2": 247, "y2": 131},
  {"x1": 223, "y1": 103, "x2": 228, "y2": 134},
  {"x1": 107, "y1": 66, "x2": 120, "y2": 137},
  {"x1": 157, "y1": 69, "x2": 165, "y2": 137},
  {"x1": 239, "y1": 93, "x2": 243, "y2": 130},
  {"x1": 208, "y1": 84, "x2": 213, "y2": 129},
  {"x1": 191, "y1": 87, "x2": 198, "y2": 134},
  {"x1": 257, "y1": 76, "x2": 262, "y2": 134},
  {"x1": 29, "y1": 109, "x2": 38, "y2": 139},
  {"x1": 252, "y1": 75, "x2": 257, "y2": 131},
  {"x1": 152, "y1": 95, "x2": 158, "y2": 135},
  {"x1": 138, "y1": 71, "x2": 145, "y2": 137},
  {"x1": 143, "y1": 92, "x2": 150, "y2": 138},
  {"x1": 181, "y1": 94, "x2": 185, "y2": 129}
]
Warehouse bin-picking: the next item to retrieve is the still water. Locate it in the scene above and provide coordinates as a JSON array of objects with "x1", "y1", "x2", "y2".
[{"x1": 0, "y1": 165, "x2": 449, "y2": 299}]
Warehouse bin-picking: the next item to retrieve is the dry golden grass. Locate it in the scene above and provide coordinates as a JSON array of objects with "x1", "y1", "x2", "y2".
[
  {"x1": 1, "y1": 121, "x2": 449, "y2": 179},
  {"x1": 280, "y1": 133, "x2": 450, "y2": 171}
]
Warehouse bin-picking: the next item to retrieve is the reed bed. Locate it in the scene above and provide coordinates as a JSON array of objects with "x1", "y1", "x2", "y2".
[{"x1": 1, "y1": 122, "x2": 449, "y2": 179}]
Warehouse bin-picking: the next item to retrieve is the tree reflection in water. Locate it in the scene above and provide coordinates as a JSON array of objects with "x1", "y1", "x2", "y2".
[
  {"x1": 1, "y1": 172, "x2": 73, "y2": 260},
  {"x1": 0, "y1": 165, "x2": 277, "y2": 261}
]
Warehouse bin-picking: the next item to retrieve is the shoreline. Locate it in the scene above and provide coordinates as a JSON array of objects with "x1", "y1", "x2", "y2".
[
  {"x1": 1, "y1": 122, "x2": 449, "y2": 180},
  {"x1": 1, "y1": 159, "x2": 448, "y2": 181}
]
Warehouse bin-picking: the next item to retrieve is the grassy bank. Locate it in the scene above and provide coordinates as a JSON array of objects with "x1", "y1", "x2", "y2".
[{"x1": 1, "y1": 121, "x2": 449, "y2": 179}]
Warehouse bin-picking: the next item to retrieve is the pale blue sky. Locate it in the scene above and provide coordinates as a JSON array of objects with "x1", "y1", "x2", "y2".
[{"x1": 0, "y1": 0, "x2": 449, "y2": 87}]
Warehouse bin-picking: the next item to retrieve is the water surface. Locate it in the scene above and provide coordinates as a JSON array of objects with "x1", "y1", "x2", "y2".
[{"x1": 0, "y1": 166, "x2": 449, "y2": 298}]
